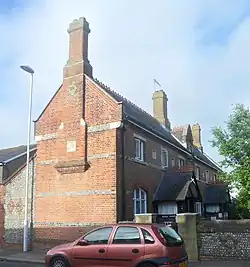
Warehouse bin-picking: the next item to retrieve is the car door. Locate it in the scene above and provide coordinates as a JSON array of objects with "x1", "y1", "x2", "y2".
[
  {"x1": 106, "y1": 226, "x2": 145, "y2": 267},
  {"x1": 71, "y1": 226, "x2": 113, "y2": 267}
]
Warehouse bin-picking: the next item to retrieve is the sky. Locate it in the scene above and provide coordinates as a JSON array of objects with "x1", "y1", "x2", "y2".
[{"x1": 1, "y1": 0, "x2": 250, "y2": 164}]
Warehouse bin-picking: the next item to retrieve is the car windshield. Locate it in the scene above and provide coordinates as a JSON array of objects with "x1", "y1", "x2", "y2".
[{"x1": 157, "y1": 225, "x2": 183, "y2": 246}]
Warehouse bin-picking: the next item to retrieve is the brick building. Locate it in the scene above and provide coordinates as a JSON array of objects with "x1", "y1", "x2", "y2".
[{"x1": 0, "y1": 17, "x2": 230, "y2": 248}]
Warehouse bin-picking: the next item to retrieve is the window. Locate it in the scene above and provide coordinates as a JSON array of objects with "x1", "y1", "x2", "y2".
[
  {"x1": 83, "y1": 227, "x2": 113, "y2": 245},
  {"x1": 205, "y1": 171, "x2": 209, "y2": 183},
  {"x1": 141, "y1": 228, "x2": 155, "y2": 244},
  {"x1": 158, "y1": 202, "x2": 178, "y2": 215},
  {"x1": 113, "y1": 227, "x2": 141, "y2": 244},
  {"x1": 171, "y1": 158, "x2": 175, "y2": 167},
  {"x1": 195, "y1": 202, "x2": 202, "y2": 215},
  {"x1": 133, "y1": 188, "x2": 147, "y2": 215},
  {"x1": 135, "y1": 138, "x2": 145, "y2": 162},
  {"x1": 213, "y1": 174, "x2": 216, "y2": 182},
  {"x1": 152, "y1": 150, "x2": 157, "y2": 160},
  {"x1": 206, "y1": 204, "x2": 220, "y2": 213},
  {"x1": 196, "y1": 166, "x2": 200, "y2": 180},
  {"x1": 155, "y1": 225, "x2": 183, "y2": 246},
  {"x1": 161, "y1": 148, "x2": 168, "y2": 168},
  {"x1": 178, "y1": 158, "x2": 185, "y2": 168}
]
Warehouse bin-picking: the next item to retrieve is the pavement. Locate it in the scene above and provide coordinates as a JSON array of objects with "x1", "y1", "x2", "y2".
[
  {"x1": 0, "y1": 262, "x2": 43, "y2": 267},
  {"x1": 0, "y1": 249, "x2": 44, "y2": 264},
  {"x1": 0, "y1": 249, "x2": 250, "y2": 266}
]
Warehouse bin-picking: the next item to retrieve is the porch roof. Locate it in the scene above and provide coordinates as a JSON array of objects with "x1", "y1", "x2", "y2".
[
  {"x1": 153, "y1": 172, "x2": 195, "y2": 202},
  {"x1": 197, "y1": 181, "x2": 230, "y2": 204}
]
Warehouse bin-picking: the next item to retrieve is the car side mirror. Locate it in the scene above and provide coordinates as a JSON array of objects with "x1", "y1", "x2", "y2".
[{"x1": 77, "y1": 239, "x2": 89, "y2": 246}]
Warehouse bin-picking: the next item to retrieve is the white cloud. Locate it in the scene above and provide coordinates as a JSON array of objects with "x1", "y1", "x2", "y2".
[{"x1": 0, "y1": 0, "x2": 250, "y2": 163}]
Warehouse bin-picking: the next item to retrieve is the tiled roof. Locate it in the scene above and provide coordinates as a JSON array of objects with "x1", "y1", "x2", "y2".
[
  {"x1": 153, "y1": 172, "x2": 194, "y2": 202},
  {"x1": 153, "y1": 172, "x2": 230, "y2": 204},
  {"x1": 0, "y1": 144, "x2": 37, "y2": 163},
  {"x1": 94, "y1": 78, "x2": 190, "y2": 153},
  {"x1": 197, "y1": 181, "x2": 230, "y2": 204},
  {"x1": 193, "y1": 147, "x2": 220, "y2": 171},
  {"x1": 93, "y1": 78, "x2": 220, "y2": 170}
]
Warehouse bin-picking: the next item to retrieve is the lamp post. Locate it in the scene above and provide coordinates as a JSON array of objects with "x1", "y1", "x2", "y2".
[{"x1": 20, "y1": 65, "x2": 35, "y2": 253}]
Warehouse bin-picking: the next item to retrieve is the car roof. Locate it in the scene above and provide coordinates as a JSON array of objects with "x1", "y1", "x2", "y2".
[{"x1": 100, "y1": 223, "x2": 165, "y2": 229}]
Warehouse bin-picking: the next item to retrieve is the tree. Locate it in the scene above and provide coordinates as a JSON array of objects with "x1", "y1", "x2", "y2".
[{"x1": 211, "y1": 104, "x2": 250, "y2": 212}]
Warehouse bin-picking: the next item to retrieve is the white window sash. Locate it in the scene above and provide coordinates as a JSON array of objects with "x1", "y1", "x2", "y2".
[
  {"x1": 161, "y1": 148, "x2": 168, "y2": 167},
  {"x1": 195, "y1": 202, "x2": 202, "y2": 214},
  {"x1": 135, "y1": 138, "x2": 144, "y2": 161},
  {"x1": 206, "y1": 205, "x2": 220, "y2": 213},
  {"x1": 205, "y1": 171, "x2": 209, "y2": 182},
  {"x1": 133, "y1": 188, "x2": 147, "y2": 215},
  {"x1": 158, "y1": 202, "x2": 177, "y2": 215},
  {"x1": 196, "y1": 167, "x2": 200, "y2": 180}
]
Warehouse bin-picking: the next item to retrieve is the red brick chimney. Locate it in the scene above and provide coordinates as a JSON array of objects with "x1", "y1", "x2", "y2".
[
  {"x1": 55, "y1": 17, "x2": 92, "y2": 172},
  {"x1": 64, "y1": 17, "x2": 93, "y2": 78}
]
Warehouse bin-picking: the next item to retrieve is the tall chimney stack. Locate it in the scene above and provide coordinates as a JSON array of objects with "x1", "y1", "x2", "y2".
[
  {"x1": 64, "y1": 17, "x2": 93, "y2": 78},
  {"x1": 191, "y1": 123, "x2": 203, "y2": 152},
  {"x1": 152, "y1": 90, "x2": 171, "y2": 130}
]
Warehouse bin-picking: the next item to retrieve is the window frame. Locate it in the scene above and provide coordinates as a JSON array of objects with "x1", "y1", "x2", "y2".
[
  {"x1": 205, "y1": 170, "x2": 209, "y2": 183},
  {"x1": 133, "y1": 188, "x2": 147, "y2": 215},
  {"x1": 178, "y1": 157, "x2": 185, "y2": 168},
  {"x1": 195, "y1": 202, "x2": 202, "y2": 215},
  {"x1": 205, "y1": 204, "x2": 220, "y2": 213},
  {"x1": 152, "y1": 149, "x2": 157, "y2": 160},
  {"x1": 134, "y1": 137, "x2": 145, "y2": 162},
  {"x1": 171, "y1": 158, "x2": 175, "y2": 167},
  {"x1": 161, "y1": 147, "x2": 168, "y2": 168},
  {"x1": 82, "y1": 227, "x2": 113, "y2": 245},
  {"x1": 112, "y1": 226, "x2": 141, "y2": 245},
  {"x1": 158, "y1": 202, "x2": 178, "y2": 215},
  {"x1": 196, "y1": 166, "x2": 200, "y2": 180},
  {"x1": 141, "y1": 228, "x2": 155, "y2": 244}
]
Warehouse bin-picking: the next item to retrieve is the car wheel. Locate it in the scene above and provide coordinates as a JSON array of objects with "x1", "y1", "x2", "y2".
[{"x1": 50, "y1": 256, "x2": 69, "y2": 267}]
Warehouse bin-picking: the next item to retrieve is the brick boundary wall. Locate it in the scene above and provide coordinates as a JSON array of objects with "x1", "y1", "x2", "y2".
[{"x1": 198, "y1": 219, "x2": 250, "y2": 260}]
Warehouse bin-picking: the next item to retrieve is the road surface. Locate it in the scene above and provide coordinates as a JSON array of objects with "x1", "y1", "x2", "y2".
[{"x1": 0, "y1": 260, "x2": 249, "y2": 267}]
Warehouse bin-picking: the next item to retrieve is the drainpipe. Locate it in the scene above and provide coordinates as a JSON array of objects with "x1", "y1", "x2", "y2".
[
  {"x1": 0, "y1": 162, "x2": 5, "y2": 184},
  {"x1": 120, "y1": 116, "x2": 127, "y2": 221}
]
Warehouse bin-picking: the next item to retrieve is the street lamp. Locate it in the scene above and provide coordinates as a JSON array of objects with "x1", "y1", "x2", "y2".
[{"x1": 20, "y1": 65, "x2": 35, "y2": 253}]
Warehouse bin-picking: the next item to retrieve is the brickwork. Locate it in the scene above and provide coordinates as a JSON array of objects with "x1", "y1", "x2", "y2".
[
  {"x1": 34, "y1": 17, "x2": 122, "y2": 243},
  {"x1": 3, "y1": 159, "x2": 35, "y2": 245},
  {"x1": 199, "y1": 219, "x2": 250, "y2": 260},
  {"x1": 122, "y1": 124, "x2": 197, "y2": 220}
]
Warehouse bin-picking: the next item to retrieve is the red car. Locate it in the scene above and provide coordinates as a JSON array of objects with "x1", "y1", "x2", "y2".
[{"x1": 45, "y1": 223, "x2": 188, "y2": 267}]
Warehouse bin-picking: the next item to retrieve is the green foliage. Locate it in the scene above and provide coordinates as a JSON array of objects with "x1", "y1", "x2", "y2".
[
  {"x1": 211, "y1": 104, "x2": 250, "y2": 212},
  {"x1": 229, "y1": 197, "x2": 250, "y2": 219}
]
